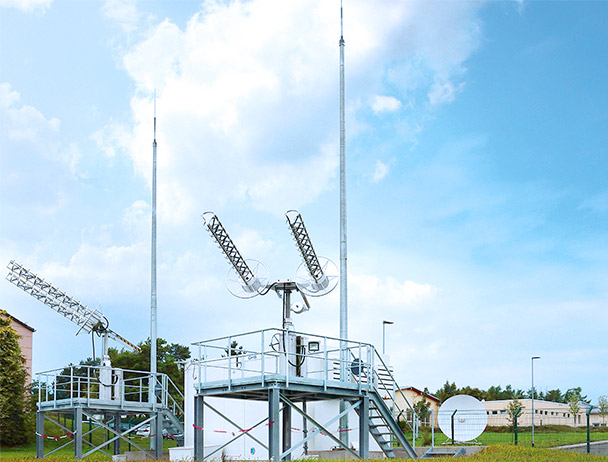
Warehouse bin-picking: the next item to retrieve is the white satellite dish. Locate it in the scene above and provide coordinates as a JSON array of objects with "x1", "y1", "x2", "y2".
[{"x1": 437, "y1": 394, "x2": 487, "y2": 443}]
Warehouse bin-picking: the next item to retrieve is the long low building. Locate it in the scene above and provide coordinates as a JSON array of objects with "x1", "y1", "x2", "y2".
[{"x1": 483, "y1": 399, "x2": 606, "y2": 428}]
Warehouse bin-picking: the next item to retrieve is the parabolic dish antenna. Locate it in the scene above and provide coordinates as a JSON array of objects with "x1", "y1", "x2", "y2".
[{"x1": 437, "y1": 394, "x2": 488, "y2": 443}]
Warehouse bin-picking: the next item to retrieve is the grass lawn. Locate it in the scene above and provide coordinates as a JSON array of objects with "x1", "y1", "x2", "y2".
[
  {"x1": 1, "y1": 446, "x2": 607, "y2": 461},
  {"x1": 408, "y1": 425, "x2": 608, "y2": 449},
  {"x1": 468, "y1": 445, "x2": 608, "y2": 461},
  {"x1": 0, "y1": 437, "x2": 177, "y2": 460},
  {"x1": 0, "y1": 416, "x2": 177, "y2": 461}
]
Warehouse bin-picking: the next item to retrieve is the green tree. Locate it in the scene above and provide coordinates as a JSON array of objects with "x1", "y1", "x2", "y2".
[
  {"x1": 0, "y1": 311, "x2": 34, "y2": 446},
  {"x1": 513, "y1": 388, "x2": 527, "y2": 399},
  {"x1": 459, "y1": 386, "x2": 484, "y2": 401},
  {"x1": 55, "y1": 357, "x2": 100, "y2": 400},
  {"x1": 506, "y1": 398, "x2": 524, "y2": 430},
  {"x1": 564, "y1": 387, "x2": 589, "y2": 404},
  {"x1": 224, "y1": 340, "x2": 244, "y2": 357},
  {"x1": 412, "y1": 396, "x2": 432, "y2": 424},
  {"x1": 568, "y1": 393, "x2": 581, "y2": 427},
  {"x1": 527, "y1": 388, "x2": 544, "y2": 400},
  {"x1": 108, "y1": 338, "x2": 190, "y2": 393},
  {"x1": 597, "y1": 395, "x2": 608, "y2": 425},
  {"x1": 544, "y1": 389, "x2": 563, "y2": 403},
  {"x1": 435, "y1": 381, "x2": 458, "y2": 403},
  {"x1": 484, "y1": 384, "x2": 519, "y2": 401}
]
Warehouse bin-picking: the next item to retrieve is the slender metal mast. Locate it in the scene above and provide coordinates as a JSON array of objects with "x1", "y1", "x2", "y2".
[
  {"x1": 151, "y1": 94, "x2": 158, "y2": 375},
  {"x1": 338, "y1": 0, "x2": 349, "y2": 445}
]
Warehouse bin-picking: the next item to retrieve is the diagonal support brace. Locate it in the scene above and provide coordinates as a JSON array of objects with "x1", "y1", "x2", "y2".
[{"x1": 279, "y1": 395, "x2": 361, "y2": 460}]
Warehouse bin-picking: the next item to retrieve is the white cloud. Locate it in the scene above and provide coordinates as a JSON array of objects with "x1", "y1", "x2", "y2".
[
  {"x1": 0, "y1": 82, "x2": 59, "y2": 142},
  {"x1": 371, "y1": 95, "x2": 402, "y2": 114},
  {"x1": 103, "y1": 0, "x2": 483, "y2": 224},
  {"x1": 0, "y1": 0, "x2": 51, "y2": 14},
  {"x1": 371, "y1": 160, "x2": 390, "y2": 183},
  {"x1": 428, "y1": 79, "x2": 465, "y2": 106},
  {"x1": 91, "y1": 121, "x2": 130, "y2": 159},
  {"x1": 0, "y1": 82, "x2": 89, "y2": 183},
  {"x1": 102, "y1": 0, "x2": 140, "y2": 33},
  {"x1": 351, "y1": 273, "x2": 437, "y2": 307}
]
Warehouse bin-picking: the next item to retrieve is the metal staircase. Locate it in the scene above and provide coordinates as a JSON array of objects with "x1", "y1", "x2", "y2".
[
  {"x1": 355, "y1": 389, "x2": 418, "y2": 459},
  {"x1": 161, "y1": 409, "x2": 185, "y2": 445}
]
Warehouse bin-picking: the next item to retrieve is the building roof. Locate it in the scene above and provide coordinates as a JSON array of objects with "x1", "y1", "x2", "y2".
[
  {"x1": 1, "y1": 310, "x2": 35, "y2": 332},
  {"x1": 401, "y1": 386, "x2": 440, "y2": 403}
]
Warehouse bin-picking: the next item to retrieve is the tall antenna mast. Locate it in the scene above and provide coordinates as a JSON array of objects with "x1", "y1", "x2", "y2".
[
  {"x1": 151, "y1": 92, "x2": 158, "y2": 376},
  {"x1": 338, "y1": 0, "x2": 349, "y2": 446}
]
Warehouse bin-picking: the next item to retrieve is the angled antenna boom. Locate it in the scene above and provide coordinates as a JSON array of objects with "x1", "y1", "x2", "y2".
[
  {"x1": 201, "y1": 212, "x2": 263, "y2": 294},
  {"x1": 6, "y1": 260, "x2": 141, "y2": 352},
  {"x1": 285, "y1": 210, "x2": 328, "y2": 290}
]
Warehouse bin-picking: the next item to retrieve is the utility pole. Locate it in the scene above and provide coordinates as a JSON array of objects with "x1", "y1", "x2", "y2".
[{"x1": 531, "y1": 356, "x2": 540, "y2": 447}]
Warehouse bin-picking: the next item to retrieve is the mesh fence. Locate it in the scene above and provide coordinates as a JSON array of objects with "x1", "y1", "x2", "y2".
[{"x1": 413, "y1": 406, "x2": 608, "y2": 450}]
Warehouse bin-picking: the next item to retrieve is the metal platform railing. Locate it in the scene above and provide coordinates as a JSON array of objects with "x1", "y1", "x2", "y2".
[
  {"x1": 34, "y1": 364, "x2": 184, "y2": 418},
  {"x1": 192, "y1": 328, "x2": 417, "y2": 430}
]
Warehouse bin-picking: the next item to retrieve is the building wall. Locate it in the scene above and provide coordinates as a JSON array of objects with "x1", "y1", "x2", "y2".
[
  {"x1": 394, "y1": 389, "x2": 440, "y2": 426},
  {"x1": 483, "y1": 399, "x2": 598, "y2": 428}
]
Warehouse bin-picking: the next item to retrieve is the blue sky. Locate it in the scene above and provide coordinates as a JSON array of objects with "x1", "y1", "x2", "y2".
[{"x1": 1, "y1": 0, "x2": 606, "y2": 404}]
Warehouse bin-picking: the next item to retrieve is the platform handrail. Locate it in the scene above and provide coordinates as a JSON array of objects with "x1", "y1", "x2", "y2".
[{"x1": 34, "y1": 364, "x2": 184, "y2": 421}]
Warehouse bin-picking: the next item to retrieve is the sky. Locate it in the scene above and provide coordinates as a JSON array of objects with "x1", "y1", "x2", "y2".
[{"x1": 0, "y1": 0, "x2": 606, "y2": 404}]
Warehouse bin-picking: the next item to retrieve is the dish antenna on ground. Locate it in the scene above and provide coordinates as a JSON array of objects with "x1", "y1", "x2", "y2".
[
  {"x1": 437, "y1": 394, "x2": 488, "y2": 443},
  {"x1": 201, "y1": 211, "x2": 337, "y2": 329},
  {"x1": 6, "y1": 260, "x2": 141, "y2": 360}
]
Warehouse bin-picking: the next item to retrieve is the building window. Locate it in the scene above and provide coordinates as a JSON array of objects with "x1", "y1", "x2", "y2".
[{"x1": 492, "y1": 411, "x2": 498, "y2": 415}]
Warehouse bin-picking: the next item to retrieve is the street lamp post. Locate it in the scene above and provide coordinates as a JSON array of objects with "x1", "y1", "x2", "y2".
[
  {"x1": 382, "y1": 320, "x2": 394, "y2": 355},
  {"x1": 531, "y1": 356, "x2": 540, "y2": 447}
]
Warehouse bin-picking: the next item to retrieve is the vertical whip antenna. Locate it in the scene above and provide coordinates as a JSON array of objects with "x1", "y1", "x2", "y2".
[
  {"x1": 151, "y1": 90, "x2": 158, "y2": 376},
  {"x1": 338, "y1": 0, "x2": 349, "y2": 446},
  {"x1": 339, "y1": 0, "x2": 347, "y2": 341}
]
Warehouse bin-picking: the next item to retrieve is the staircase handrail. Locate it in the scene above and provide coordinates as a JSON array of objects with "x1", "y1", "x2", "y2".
[
  {"x1": 164, "y1": 374, "x2": 185, "y2": 419},
  {"x1": 371, "y1": 349, "x2": 418, "y2": 432}
]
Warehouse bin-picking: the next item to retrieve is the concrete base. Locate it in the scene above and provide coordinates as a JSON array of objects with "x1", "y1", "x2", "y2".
[
  {"x1": 169, "y1": 445, "x2": 223, "y2": 461},
  {"x1": 309, "y1": 446, "x2": 487, "y2": 460},
  {"x1": 124, "y1": 450, "x2": 170, "y2": 460},
  {"x1": 308, "y1": 449, "x2": 386, "y2": 460},
  {"x1": 553, "y1": 440, "x2": 608, "y2": 456}
]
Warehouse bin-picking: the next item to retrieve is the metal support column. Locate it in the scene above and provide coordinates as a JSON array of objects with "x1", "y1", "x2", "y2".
[
  {"x1": 74, "y1": 407, "x2": 83, "y2": 459},
  {"x1": 154, "y1": 411, "x2": 164, "y2": 459},
  {"x1": 36, "y1": 411, "x2": 44, "y2": 458},
  {"x1": 282, "y1": 403, "x2": 292, "y2": 460},
  {"x1": 114, "y1": 414, "x2": 121, "y2": 455},
  {"x1": 194, "y1": 396, "x2": 204, "y2": 462},
  {"x1": 268, "y1": 388, "x2": 281, "y2": 461},
  {"x1": 359, "y1": 396, "x2": 369, "y2": 459}
]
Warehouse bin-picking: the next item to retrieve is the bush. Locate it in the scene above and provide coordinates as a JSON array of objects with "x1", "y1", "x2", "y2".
[{"x1": 0, "y1": 312, "x2": 35, "y2": 447}]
